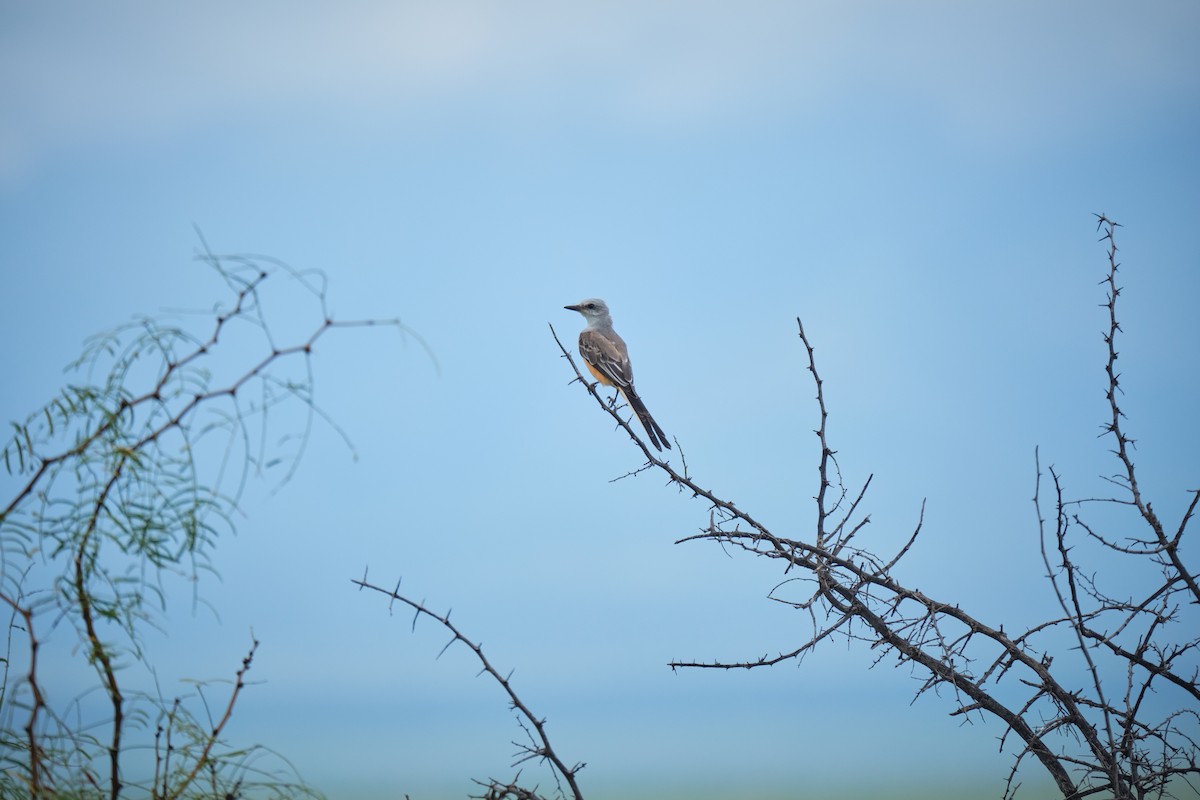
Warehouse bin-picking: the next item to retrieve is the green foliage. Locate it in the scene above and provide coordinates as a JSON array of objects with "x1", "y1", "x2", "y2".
[{"x1": 0, "y1": 248, "x2": 407, "y2": 799}]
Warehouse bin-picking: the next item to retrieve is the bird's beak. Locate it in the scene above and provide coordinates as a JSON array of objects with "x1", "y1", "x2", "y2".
[{"x1": 564, "y1": 304, "x2": 581, "y2": 312}]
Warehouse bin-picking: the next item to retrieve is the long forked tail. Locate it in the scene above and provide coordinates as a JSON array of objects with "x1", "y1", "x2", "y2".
[{"x1": 621, "y1": 387, "x2": 671, "y2": 451}]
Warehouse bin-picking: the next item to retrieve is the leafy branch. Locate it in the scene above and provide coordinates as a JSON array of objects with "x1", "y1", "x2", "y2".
[{"x1": 1, "y1": 244, "x2": 425, "y2": 799}]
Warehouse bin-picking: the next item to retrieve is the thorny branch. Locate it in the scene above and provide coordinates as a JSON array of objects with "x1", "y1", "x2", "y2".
[
  {"x1": 553, "y1": 216, "x2": 1197, "y2": 799},
  {"x1": 354, "y1": 571, "x2": 585, "y2": 800}
]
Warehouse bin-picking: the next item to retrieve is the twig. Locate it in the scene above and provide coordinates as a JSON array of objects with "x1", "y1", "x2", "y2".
[
  {"x1": 355, "y1": 575, "x2": 585, "y2": 800},
  {"x1": 164, "y1": 640, "x2": 260, "y2": 800}
]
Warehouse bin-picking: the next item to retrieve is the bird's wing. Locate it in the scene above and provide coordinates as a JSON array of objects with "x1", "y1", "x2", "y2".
[{"x1": 579, "y1": 329, "x2": 633, "y2": 388}]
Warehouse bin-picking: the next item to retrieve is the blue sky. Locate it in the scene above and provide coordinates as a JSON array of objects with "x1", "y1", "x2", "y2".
[{"x1": 2, "y1": 3, "x2": 1199, "y2": 797}]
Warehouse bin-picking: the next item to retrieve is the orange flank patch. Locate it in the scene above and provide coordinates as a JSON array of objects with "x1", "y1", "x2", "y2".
[{"x1": 584, "y1": 361, "x2": 615, "y2": 387}]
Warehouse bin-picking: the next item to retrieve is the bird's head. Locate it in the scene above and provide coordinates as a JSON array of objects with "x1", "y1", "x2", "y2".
[{"x1": 564, "y1": 298, "x2": 611, "y2": 324}]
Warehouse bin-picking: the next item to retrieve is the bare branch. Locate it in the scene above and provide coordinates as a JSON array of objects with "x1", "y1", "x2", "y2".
[
  {"x1": 555, "y1": 215, "x2": 1198, "y2": 799},
  {"x1": 355, "y1": 576, "x2": 585, "y2": 800}
]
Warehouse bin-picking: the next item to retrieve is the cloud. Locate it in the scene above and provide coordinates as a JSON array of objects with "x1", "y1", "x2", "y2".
[{"x1": 2, "y1": 1, "x2": 1197, "y2": 179}]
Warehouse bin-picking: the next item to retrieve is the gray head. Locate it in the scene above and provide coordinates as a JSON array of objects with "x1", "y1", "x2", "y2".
[{"x1": 564, "y1": 298, "x2": 612, "y2": 326}]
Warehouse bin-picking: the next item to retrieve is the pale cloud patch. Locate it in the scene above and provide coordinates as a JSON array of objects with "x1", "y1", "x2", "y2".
[{"x1": 1, "y1": 1, "x2": 1197, "y2": 181}]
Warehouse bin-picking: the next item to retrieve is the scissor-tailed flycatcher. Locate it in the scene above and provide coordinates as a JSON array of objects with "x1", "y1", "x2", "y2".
[{"x1": 565, "y1": 298, "x2": 671, "y2": 451}]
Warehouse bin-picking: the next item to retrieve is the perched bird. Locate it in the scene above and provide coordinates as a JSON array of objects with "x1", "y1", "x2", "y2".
[{"x1": 564, "y1": 298, "x2": 670, "y2": 451}]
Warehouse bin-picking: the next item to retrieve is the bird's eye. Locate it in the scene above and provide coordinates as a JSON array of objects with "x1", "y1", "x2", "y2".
[{"x1": 586, "y1": 303, "x2": 595, "y2": 309}]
